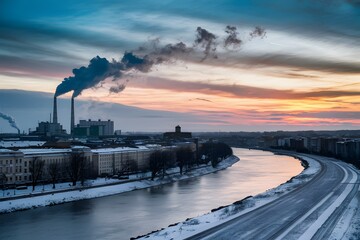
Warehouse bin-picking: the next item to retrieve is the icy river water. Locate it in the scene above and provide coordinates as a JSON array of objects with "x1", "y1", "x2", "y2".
[{"x1": 0, "y1": 148, "x2": 303, "y2": 240}]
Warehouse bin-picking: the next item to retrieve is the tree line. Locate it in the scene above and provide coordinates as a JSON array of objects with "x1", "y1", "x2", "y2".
[
  {"x1": 28, "y1": 153, "x2": 94, "y2": 191},
  {"x1": 149, "y1": 142, "x2": 233, "y2": 180}
]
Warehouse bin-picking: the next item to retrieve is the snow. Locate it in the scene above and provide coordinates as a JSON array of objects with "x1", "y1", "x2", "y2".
[
  {"x1": 91, "y1": 146, "x2": 150, "y2": 153},
  {"x1": 137, "y1": 154, "x2": 321, "y2": 240},
  {"x1": 0, "y1": 141, "x2": 45, "y2": 148},
  {"x1": 331, "y1": 168, "x2": 360, "y2": 240},
  {"x1": 298, "y1": 163, "x2": 358, "y2": 240},
  {"x1": 20, "y1": 148, "x2": 72, "y2": 155},
  {"x1": 0, "y1": 156, "x2": 239, "y2": 213},
  {"x1": 331, "y1": 194, "x2": 359, "y2": 240}
]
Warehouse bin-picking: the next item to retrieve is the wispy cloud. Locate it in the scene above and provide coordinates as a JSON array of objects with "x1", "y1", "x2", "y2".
[{"x1": 131, "y1": 76, "x2": 360, "y2": 99}]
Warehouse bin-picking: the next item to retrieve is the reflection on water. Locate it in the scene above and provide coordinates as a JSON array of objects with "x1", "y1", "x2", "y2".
[{"x1": 0, "y1": 148, "x2": 303, "y2": 240}]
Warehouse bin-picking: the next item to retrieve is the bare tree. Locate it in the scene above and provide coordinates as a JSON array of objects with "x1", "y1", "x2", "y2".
[
  {"x1": 0, "y1": 172, "x2": 6, "y2": 197},
  {"x1": 149, "y1": 150, "x2": 162, "y2": 180},
  {"x1": 66, "y1": 153, "x2": 88, "y2": 186},
  {"x1": 176, "y1": 147, "x2": 194, "y2": 174},
  {"x1": 149, "y1": 150, "x2": 174, "y2": 179},
  {"x1": 121, "y1": 158, "x2": 138, "y2": 175},
  {"x1": 29, "y1": 157, "x2": 45, "y2": 191},
  {"x1": 47, "y1": 162, "x2": 60, "y2": 189}
]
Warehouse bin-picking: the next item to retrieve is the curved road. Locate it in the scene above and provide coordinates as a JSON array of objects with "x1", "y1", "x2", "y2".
[{"x1": 186, "y1": 154, "x2": 359, "y2": 240}]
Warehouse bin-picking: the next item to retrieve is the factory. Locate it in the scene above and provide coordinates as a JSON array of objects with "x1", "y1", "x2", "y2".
[
  {"x1": 29, "y1": 96, "x2": 115, "y2": 138},
  {"x1": 73, "y1": 119, "x2": 114, "y2": 137}
]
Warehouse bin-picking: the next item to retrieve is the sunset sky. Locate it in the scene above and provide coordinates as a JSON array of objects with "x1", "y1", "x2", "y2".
[{"x1": 0, "y1": 0, "x2": 359, "y2": 132}]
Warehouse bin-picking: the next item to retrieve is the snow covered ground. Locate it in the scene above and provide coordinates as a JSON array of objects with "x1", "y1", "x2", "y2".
[
  {"x1": 0, "y1": 155, "x2": 239, "y2": 213},
  {"x1": 137, "y1": 155, "x2": 321, "y2": 240}
]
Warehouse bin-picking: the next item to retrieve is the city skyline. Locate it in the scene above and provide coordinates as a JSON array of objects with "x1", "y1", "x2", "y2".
[{"x1": 0, "y1": 0, "x2": 359, "y2": 132}]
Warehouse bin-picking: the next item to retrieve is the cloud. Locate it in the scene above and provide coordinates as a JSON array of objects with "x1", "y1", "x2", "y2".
[
  {"x1": 195, "y1": 53, "x2": 360, "y2": 74},
  {"x1": 189, "y1": 98, "x2": 213, "y2": 103},
  {"x1": 131, "y1": 76, "x2": 360, "y2": 99}
]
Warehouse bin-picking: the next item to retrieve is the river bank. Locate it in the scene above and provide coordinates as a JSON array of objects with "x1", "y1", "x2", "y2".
[
  {"x1": 137, "y1": 153, "x2": 321, "y2": 239},
  {"x1": 0, "y1": 155, "x2": 239, "y2": 214}
]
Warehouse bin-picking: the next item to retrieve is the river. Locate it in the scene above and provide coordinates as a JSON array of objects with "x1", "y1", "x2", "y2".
[{"x1": 0, "y1": 148, "x2": 303, "y2": 240}]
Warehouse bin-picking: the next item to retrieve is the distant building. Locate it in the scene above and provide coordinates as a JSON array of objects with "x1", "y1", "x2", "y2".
[
  {"x1": 73, "y1": 119, "x2": 114, "y2": 137},
  {"x1": 336, "y1": 139, "x2": 360, "y2": 162},
  {"x1": 30, "y1": 121, "x2": 66, "y2": 137},
  {"x1": 163, "y1": 125, "x2": 192, "y2": 139}
]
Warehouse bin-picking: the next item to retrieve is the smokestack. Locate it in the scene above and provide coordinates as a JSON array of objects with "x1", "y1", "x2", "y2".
[
  {"x1": 53, "y1": 96, "x2": 58, "y2": 124},
  {"x1": 71, "y1": 97, "x2": 75, "y2": 135}
]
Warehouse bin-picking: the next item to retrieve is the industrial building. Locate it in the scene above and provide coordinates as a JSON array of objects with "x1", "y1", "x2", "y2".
[
  {"x1": 30, "y1": 97, "x2": 66, "y2": 137},
  {"x1": 73, "y1": 119, "x2": 114, "y2": 137}
]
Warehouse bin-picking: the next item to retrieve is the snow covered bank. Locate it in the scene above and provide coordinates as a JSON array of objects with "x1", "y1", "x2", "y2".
[
  {"x1": 137, "y1": 154, "x2": 321, "y2": 240},
  {"x1": 0, "y1": 155, "x2": 239, "y2": 214}
]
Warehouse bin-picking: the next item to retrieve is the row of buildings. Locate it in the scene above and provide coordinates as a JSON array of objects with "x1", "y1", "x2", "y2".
[
  {"x1": 0, "y1": 140, "x2": 196, "y2": 185},
  {"x1": 276, "y1": 137, "x2": 360, "y2": 162}
]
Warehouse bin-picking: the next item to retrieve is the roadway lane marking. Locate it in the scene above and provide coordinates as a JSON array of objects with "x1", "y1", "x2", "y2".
[
  {"x1": 274, "y1": 160, "x2": 347, "y2": 240},
  {"x1": 298, "y1": 163, "x2": 358, "y2": 240},
  {"x1": 273, "y1": 193, "x2": 333, "y2": 240}
]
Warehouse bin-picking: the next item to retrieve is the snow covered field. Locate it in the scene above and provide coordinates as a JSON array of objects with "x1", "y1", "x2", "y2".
[
  {"x1": 137, "y1": 155, "x2": 322, "y2": 239},
  {"x1": 0, "y1": 155, "x2": 239, "y2": 213}
]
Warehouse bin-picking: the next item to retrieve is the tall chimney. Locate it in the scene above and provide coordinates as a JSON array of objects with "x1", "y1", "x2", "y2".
[
  {"x1": 71, "y1": 97, "x2": 75, "y2": 135},
  {"x1": 53, "y1": 96, "x2": 58, "y2": 124}
]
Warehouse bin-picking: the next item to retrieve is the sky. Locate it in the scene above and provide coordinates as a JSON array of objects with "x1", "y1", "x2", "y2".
[{"x1": 0, "y1": 0, "x2": 359, "y2": 133}]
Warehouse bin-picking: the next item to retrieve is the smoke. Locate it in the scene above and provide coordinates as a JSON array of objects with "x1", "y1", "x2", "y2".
[
  {"x1": 194, "y1": 27, "x2": 218, "y2": 60},
  {"x1": 134, "y1": 38, "x2": 193, "y2": 64},
  {"x1": 55, "y1": 52, "x2": 154, "y2": 98},
  {"x1": 109, "y1": 81, "x2": 128, "y2": 94},
  {"x1": 0, "y1": 112, "x2": 20, "y2": 132},
  {"x1": 224, "y1": 25, "x2": 242, "y2": 49},
  {"x1": 250, "y1": 26, "x2": 266, "y2": 39},
  {"x1": 54, "y1": 25, "x2": 266, "y2": 97}
]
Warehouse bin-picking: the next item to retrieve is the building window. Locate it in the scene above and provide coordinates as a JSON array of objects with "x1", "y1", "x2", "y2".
[
  {"x1": 24, "y1": 176, "x2": 27, "y2": 180},
  {"x1": 24, "y1": 169, "x2": 27, "y2": 173},
  {"x1": 19, "y1": 176, "x2": 22, "y2": 181},
  {"x1": 10, "y1": 160, "x2": 12, "y2": 164}
]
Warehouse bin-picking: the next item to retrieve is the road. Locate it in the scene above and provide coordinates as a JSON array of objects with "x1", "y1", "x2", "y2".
[{"x1": 186, "y1": 154, "x2": 359, "y2": 240}]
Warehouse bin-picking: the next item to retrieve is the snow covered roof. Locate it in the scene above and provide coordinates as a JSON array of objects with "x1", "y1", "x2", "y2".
[
  {"x1": 0, "y1": 141, "x2": 45, "y2": 148},
  {"x1": 0, "y1": 149, "x2": 15, "y2": 153},
  {"x1": 19, "y1": 148, "x2": 72, "y2": 155},
  {"x1": 91, "y1": 146, "x2": 150, "y2": 154}
]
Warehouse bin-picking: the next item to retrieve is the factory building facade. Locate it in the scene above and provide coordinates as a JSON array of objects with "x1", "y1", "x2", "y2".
[{"x1": 74, "y1": 119, "x2": 114, "y2": 137}]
